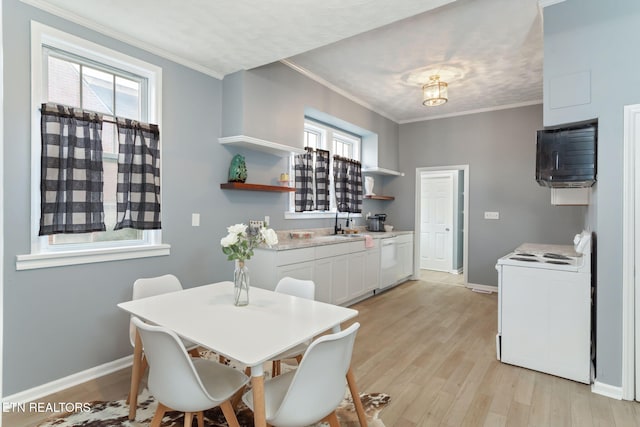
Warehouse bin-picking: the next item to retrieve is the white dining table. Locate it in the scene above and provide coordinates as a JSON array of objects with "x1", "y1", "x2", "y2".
[{"x1": 118, "y1": 281, "x2": 367, "y2": 427}]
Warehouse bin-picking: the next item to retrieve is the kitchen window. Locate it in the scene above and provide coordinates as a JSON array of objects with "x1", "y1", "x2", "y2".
[
  {"x1": 286, "y1": 119, "x2": 362, "y2": 218},
  {"x1": 17, "y1": 22, "x2": 168, "y2": 270}
]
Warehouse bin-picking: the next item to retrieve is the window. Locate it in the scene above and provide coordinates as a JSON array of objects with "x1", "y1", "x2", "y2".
[
  {"x1": 17, "y1": 22, "x2": 168, "y2": 270},
  {"x1": 44, "y1": 47, "x2": 145, "y2": 246},
  {"x1": 288, "y1": 119, "x2": 361, "y2": 217}
]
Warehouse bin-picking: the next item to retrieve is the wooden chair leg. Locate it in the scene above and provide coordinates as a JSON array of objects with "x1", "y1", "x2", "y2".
[
  {"x1": 128, "y1": 331, "x2": 145, "y2": 420},
  {"x1": 220, "y1": 400, "x2": 241, "y2": 427},
  {"x1": 272, "y1": 360, "x2": 281, "y2": 377},
  {"x1": 184, "y1": 412, "x2": 193, "y2": 427},
  {"x1": 126, "y1": 354, "x2": 147, "y2": 404},
  {"x1": 150, "y1": 403, "x2": 169, "y2": 427},
  {"x1": 323, "y1": 411, "x2": 340, "y2": 427},
  {"x1": 231, "y1": 367, "x2": 252, "y2": 409},
  {"x1": 196, "y1": 411, "x2": 205, "y2": 427},
  {"x1": 347, "y1": 368, "x2": 368, "y2": 427}
]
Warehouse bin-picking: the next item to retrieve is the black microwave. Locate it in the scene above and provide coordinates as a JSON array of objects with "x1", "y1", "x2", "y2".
[{"x1": 535, "y1": 120, "x2": 597, "y2": 188}]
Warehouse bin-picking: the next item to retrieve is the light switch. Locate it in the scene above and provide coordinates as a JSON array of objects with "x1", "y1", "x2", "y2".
[
  {"x1": 192, "y1": 213, "x2": 200, "y2": 227},
  {"x1": 484, "y1": 211, "x2": 499, "y2": 220}
]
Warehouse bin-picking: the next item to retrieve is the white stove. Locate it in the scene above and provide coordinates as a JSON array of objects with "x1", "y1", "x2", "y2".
[
  {"x1": 495, "y1": 231, "x2": 593, "y2": 384},
  {"x1": 497, "y1": 241, "x2": 588, "y2": 273}
]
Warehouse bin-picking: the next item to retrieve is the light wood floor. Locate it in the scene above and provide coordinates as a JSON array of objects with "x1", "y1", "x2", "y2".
[{"x1": 6, "y1": 279, "x2": 640, "y2": 427}]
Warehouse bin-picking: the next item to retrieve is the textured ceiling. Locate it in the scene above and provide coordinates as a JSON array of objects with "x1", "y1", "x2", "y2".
[{"x1": 23, "y1": 0, "x2": 543, "y2": 123}]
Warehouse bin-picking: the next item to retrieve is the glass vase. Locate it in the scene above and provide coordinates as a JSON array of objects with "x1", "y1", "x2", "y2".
[{"x1": 233, "y1": 260, "x2": 250, "y2": 306}]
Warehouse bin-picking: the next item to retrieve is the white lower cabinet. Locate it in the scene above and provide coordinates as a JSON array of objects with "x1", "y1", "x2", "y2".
[
  {"x1": 396, "y1": 234, "x2": 414, "y2": 281},
  {"x1": 252, "y1": 240, "x2": 368, "y2": 305},
  {"x1": 364, "y1": 240, "x2": 380, "y2": 292},
  {"x1": 346, "y1": 251, "x2": 366, "y2": 302},
  {"x1": 276, "y1": 261, "x2": 314, "y2": 283}
]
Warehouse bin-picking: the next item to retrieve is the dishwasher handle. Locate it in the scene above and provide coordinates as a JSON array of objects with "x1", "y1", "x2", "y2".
[{"x1": 381, "y1": 238, "x2": 398, "y2": 246}]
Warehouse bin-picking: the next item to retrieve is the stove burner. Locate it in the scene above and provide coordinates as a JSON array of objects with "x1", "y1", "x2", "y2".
[
  {"x1": 510, "y1": 256, "x2": 540, "y2": 262},
  {"x1": 543, "y1": 253, "x2": 572, "y2": 260},
  {"x1": 545, "y1": 260, "x2": 570, "y2": 265},
  {"x1": 514, "y1": 253, "x2": 536, "y2": 257}
]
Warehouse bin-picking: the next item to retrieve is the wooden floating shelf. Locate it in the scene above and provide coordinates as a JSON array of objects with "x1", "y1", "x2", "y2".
[
  {"x1": 365, "y1": 195, "x2": 395, "y2": 201},
  {"x1": 220, "y1": 182, "x2": 295, "y2": 192}
]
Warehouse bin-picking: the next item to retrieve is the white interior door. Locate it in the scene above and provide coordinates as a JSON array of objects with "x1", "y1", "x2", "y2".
[{"x1": 420, "y1": 173, "x2": 453, "y2": 271}]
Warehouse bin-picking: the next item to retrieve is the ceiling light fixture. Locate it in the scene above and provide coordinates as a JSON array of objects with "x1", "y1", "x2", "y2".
[{"x1": 422, "y1": 75, "x2": 448, "y2": 106}]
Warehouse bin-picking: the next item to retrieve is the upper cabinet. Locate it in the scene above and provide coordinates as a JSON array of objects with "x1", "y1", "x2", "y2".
[
  {"x1": 360, "y1": 130, "x2": 403, "y2": 176},
  {"x1": 221, "y1": 69, "x2": 306, "y2": 154}
]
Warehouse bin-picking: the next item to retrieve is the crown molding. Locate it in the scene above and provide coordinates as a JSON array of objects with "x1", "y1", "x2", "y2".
[
  {"x1": 399, "y1": 100, "x2": 543, "y2": 124},
  {"x1": 280, "y1": 59, "x2": 400, "y2": 123},
  {"x1": 20, "y1": 0, "x2": 225, "y2": 79}
]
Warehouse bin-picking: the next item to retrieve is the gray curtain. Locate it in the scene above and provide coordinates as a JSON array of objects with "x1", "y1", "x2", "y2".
[
  {"x1": 39, "y1": 103, "x2": 105, "y2": 235},
  {"x1": 315, "y1": 149, "x2": 330, "y2": 211},
  {"x1": 333, "y1": 155, "x2": 362, "y2": 213},
  {"x1": 115, "y1": 118, "x2": 162, "y2": 230},
  {"x1": 294, "y1": 147, "x2": 315, "y2": 212}
]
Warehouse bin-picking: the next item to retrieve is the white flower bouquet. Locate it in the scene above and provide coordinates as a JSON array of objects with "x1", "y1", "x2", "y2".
[{"x1": 220, "y1": 223, "x2": 279, "y2": 261}]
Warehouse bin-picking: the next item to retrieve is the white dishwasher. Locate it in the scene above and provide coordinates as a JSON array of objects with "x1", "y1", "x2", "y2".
[{"x1": 379, "y1": 237, "x2": 398, "y2": 289}]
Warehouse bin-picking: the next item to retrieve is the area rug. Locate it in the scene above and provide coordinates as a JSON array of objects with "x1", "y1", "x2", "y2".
[
  {"x1": 37, "y1": 389, "x2": 390, "y2": 427},
  {"x1": 37, "y1": 350, "x2": 390, "y2": 426}
]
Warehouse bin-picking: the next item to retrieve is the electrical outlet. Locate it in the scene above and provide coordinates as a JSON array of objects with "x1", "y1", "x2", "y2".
[{"x1": 484, "y1": 211, "x2": 500, "y2": 220}]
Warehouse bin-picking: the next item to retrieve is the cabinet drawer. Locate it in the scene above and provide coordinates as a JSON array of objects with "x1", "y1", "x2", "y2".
[
  {"x1": 396, "y1": 234, "x2": 413, "y2": 244},
  {"x1": 316, "y1": 241, "x2": 364, "y2": 259},
  {"x1": 275, "y1": 247, "x2": 316, "y2": 266}
]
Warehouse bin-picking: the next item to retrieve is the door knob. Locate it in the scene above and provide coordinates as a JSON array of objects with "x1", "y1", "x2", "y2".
[{"x1": 445, "y1": 228, "x2": 450, "y2": 231}]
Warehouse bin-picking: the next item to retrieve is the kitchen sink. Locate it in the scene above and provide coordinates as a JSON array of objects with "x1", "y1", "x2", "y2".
[{"x1": 335, "y1": 233, "x2": 363, "y2": 238}]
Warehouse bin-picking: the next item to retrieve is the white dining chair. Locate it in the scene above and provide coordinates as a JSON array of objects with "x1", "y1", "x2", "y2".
[
  {"x1": 127, "y1": 274, "x2": 201, "y2": 406},
  {"x1": 243, "y1": 322, "x2": 360, "y2": 427},
  {"x1": 132, "y1": 317, "x2": 249, "y2": 427},
  {"x1": 270, "y1": 277, "x2": 316, "y2": 377}
]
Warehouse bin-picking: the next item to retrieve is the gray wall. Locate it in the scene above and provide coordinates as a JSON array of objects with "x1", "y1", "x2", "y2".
[
  {"x1": 544, "y1": 0, "x2": 640, "y2": 387},
  {"x1": 2, "y1": 1, "x2": 399, "y2": 395},
  {"x1": 392, "y1": 105, "x2": 585, "y2": 286},
  {"x1": 2, "y1": 0, "x2": 228, "y2": 395}
]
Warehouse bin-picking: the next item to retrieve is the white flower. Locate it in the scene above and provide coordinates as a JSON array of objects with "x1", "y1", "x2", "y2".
[
  {"x1": 227, "y1": 223, "x2": 247, "y2": 236},
  {"x1": 220, "y1": 232, "x2": 238, "y2": 247},
  {"x1": 260, "y1": 227, "x2": 279, "y2": 247}
]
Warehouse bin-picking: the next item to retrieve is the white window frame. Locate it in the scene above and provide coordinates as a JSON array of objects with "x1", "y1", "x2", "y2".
[
  {"x1": 17, "y1": 22, "x2": 169, "y2": 270},
  {"x1": 285, "y1": 119, "x2": 362, "y2": 220}
]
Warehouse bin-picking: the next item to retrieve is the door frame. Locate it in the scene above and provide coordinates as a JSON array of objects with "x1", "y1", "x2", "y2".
[
  {"x1": 622, "y1": 104, "x2": 640, "y2": 400},
  {"x1": 414, "y1": 165, "x2": 469, "y2": 285}
]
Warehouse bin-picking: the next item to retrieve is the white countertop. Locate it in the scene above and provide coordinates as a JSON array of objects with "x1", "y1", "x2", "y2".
[{"x1": 261, "y1": 229, "x2": 413, "y2": 251}]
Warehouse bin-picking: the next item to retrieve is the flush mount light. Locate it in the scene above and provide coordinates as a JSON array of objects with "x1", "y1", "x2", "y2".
[{"x1": 422, "y1": 75, "x2": 448, "y2": 106}]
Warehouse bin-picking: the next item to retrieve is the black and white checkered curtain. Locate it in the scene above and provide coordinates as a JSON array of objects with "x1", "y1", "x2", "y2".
[
  {"x1": 315, "y1": 149, "x2": 330, "y2": 211},
  {"x1": 333, "y1": 156, "x2": 350, "y2": 212},
  {"x1": 294, "y1": 147, "x2": 315, "y2": 212},
  {"x1": 39, "y1": 103, "x2": 105, "y2": 235},
  {"x1": 115, "y1": 118, "x2": 161, "y2": 230},
  {"x1": 333, "y1": 155, "x2": 362, "y2": 213},
  {"x1": 347, "y1": 159, "x2": 363, "y2": 213}
]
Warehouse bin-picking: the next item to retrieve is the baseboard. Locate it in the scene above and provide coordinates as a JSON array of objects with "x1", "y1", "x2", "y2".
[
  {"x1": 449, "y1": 268, "x2": 463, "y2": 275},
  {"x1": 2, "y1": 355, "x2": 132, "y2": 404},
  {"x1": 591, "y1": 380, "x2": 623, "y2": 400},
  {"x1": 465, "y1": 282, "x2": 497, "y2": 294}
]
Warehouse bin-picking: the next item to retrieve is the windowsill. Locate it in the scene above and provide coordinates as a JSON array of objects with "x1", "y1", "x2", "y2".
[
  {"x1": 284, "y1": 211, "x2": 363, "y2": 220},
  {"x1": 16, "y1": 243, "x2": 171, "y2": 270}
]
